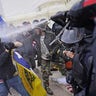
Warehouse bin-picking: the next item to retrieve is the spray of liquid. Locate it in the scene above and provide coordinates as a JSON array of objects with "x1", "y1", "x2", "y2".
[{"x1": 0, "y1": 20, "x2": 48, "y2": 43}]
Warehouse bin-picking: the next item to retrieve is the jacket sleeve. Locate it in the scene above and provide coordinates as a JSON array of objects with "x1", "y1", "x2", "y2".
[
  {"x1": 0, "y1": 51, "x2": 9, "y2": 66},
  {"x1": 72, "y1": 54, "x2": 84, "y2": 73},
  {"x1": 72, "y1": 54, "x2": 80, "y2": 65},
  {"x1": 72, "y1": 54, "x2": 85, "y2": 84}
]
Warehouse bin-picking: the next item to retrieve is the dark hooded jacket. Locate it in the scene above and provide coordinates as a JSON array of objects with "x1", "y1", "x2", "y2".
[{"x1": 0, "y1": 43, "x2": 16, "y2": 80}]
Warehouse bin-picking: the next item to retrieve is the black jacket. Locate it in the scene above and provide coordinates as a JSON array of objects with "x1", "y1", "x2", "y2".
[
  {"x1": 70, "y1": 41, "x2": 94, "y2": 96},
  {"x1": 0, "y1": 43, "x2": 16, "y2": 80}
]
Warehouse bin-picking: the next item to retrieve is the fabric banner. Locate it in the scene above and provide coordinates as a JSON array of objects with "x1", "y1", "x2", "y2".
[{"x1": 12, "y1": 51, "x2": 47, "y2": 96}]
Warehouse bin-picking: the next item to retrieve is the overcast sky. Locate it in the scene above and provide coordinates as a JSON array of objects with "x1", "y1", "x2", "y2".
[{"x1": 0, "y1": 0, "x2": 51, "y2": 17}]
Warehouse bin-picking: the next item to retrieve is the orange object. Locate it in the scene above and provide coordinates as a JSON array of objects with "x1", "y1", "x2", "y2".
[{"x1": 65, "y1": 61, "x2": 73, "y2": 70}]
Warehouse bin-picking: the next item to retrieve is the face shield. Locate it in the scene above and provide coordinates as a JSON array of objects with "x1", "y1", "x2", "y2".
[{"x1": 61, "y1": 27, "x2": 85, "y2": 44}]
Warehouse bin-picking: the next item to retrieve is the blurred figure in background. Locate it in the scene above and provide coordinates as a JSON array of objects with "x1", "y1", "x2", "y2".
[
  {"x1": 32, "y1": 19, "x2": 39, "y2": 24},
  {"x1": 16, "y1": 21, "x2": 36, "y2": 69}
]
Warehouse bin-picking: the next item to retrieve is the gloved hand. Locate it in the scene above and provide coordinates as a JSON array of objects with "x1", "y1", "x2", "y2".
[
  {"x1": 4, "y1": 42, "x2": 15, "y2": 50},
  {"x1": 4, "y1": 41, "x2": 23, "y2": 50},
  {"x1": 50, "y1": 11, "x2": 68, "y2": 26},
  {"x1": 50, "y1": 11, "x2": 67, "y2": 20}
]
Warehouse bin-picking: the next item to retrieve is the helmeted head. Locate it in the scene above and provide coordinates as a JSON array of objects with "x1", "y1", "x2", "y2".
[
  {"x1": 32, "y1": 19, "x2": 39, "y2": 24},
  {"x1": 38, "y1": 24, "x2": 46, "y2": 32},
  {"x1": 22, "y1": 21, "x2": 31, "y2": 26},
  {"x1": 36, "y1": 19, "x2": 48, "y2": 32},
  {"x1": 61, "y1": 27, "x2": 85, "y2": 44}
]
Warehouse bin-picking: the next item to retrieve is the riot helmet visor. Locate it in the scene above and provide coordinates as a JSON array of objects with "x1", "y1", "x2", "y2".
[{"x1": 61, "y1": 27, "x2": 84, "y2": 44}]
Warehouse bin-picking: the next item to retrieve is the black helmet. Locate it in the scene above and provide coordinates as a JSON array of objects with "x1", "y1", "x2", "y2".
[
  {"x1": 32, "y1": 19, "x2": 39, "y2": 24},
  {"x1": 61, "y1": 27, "x2": 84, "y2": 44}
]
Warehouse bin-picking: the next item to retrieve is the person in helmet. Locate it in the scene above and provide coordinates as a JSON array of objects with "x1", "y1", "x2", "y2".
[
  {"x1": 61, "y1": 26, "x2": 94, "y2": 96},
  {"x1": 52, "y1": 0, "x2": 96, "y2": 96}
]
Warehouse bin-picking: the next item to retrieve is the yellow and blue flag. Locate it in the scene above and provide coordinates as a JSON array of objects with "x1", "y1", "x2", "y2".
[{"x1": 12, "y1": 51, "x2": 47, "y2": 96}]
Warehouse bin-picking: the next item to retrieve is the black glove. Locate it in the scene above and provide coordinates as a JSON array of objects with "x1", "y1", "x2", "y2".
[
  {"x1": 50, "y1": 11, "x2": 68, "y2": 26},
  {"x1": 4, "y1": 42, "x2": 15, "y2": 50}
]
